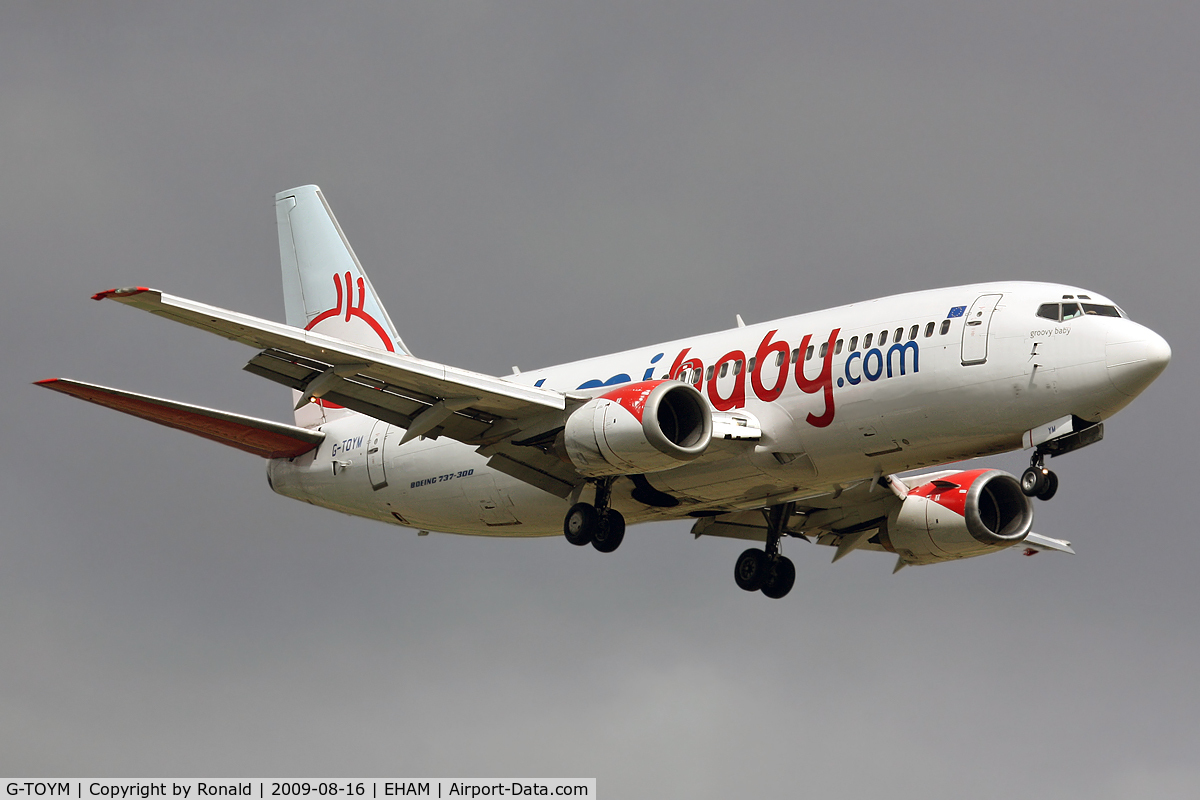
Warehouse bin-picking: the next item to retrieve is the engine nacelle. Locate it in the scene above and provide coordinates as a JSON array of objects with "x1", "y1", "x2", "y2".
[
  {"x1": 883, "y1": 469, "x2": 1034, "y2": 564},
  {"x1": 561, "y1": 381, "x2": 712, "y2": 477}
]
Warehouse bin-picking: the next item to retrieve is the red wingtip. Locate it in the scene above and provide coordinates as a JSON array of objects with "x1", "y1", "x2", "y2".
[
  {"x1": 33, "y1": 378, "x2": 60, "y2": 386},
  {"x1": 92, "y1": 286, "x2": 150, "y2": 301}
]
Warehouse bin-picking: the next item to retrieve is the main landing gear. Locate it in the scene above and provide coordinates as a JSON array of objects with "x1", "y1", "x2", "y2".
[
  {"x1": 1020, "y1": 453, "x2": 1059, "y2": 502},
  {"x1": 734, "y1": 502, "x2": 797, "y2": 599},
  {"x1": 563, "y1": 477, "x2": 626, "y2": 553}
]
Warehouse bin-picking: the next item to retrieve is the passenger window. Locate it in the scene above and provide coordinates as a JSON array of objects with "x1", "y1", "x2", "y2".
[
  {"x1": 746, "y1": 357, "x2": 755, "y2": 372},
  {"x1": 879, "y1": 330, "x2": 888, "y2": 346},
  {"x1": 720, "y1": 362, "x2": 729, "y2": 378},
  {"x1": 908, "y1": 325, "x2": 918, "y2": 340},
  {"x1": 849, "y1": 335, "x2": 859, "y2": 351},
  {"x1": 733, "y1": 359, "x2": 743, "y2": 375},
  {"x1": 806, "y1": 345, "x2": 814, "y2": 361},
  {"x1": 863, "y1": 333, "x2": 873, "y2": 349},
  {"x1": 790, "y1": 348, "x2": 799, "y2": 363},
  {"x1": 775, "y1": 351, "x2": 785, "y2": 367},
  {"x1": 819, "y1": 342, "x2": 828, "y2": 358},
  {"x1": 894, "y1": 328, "x2": 903, "y2": 343},
  {"x1": 705, "y1": 365, "x2": 714, "y2": 381},
  {"x1": 924, "y1": 322, "x2": 934, "y2": 337},
  {"x1": 834, "y1": 339, "x2": 843, "y2": 355},
  {"x1": 940, "y1": 319, "x2": 951, "y2": 335},
  {"x1": 1061, "y1": 303, "x2": 1083, "y2": 320}
]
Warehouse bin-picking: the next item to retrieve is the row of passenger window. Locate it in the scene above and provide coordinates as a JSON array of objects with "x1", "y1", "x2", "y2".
[{"x1": 693, "y1": 317, "x2": 954, "y2": 382}]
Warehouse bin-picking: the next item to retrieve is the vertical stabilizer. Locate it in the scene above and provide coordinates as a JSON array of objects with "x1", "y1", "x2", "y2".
[{"x1": 276, "y1": 185, "x2": 411, "y2": 427}]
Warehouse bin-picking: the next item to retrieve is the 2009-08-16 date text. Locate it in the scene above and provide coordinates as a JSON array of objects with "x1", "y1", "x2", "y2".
[{"x1": 272, "y1": 785, "x2": 365, "y2": 797}]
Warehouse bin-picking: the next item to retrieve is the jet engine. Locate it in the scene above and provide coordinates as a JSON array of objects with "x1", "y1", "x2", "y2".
[
  {"x1": 560, "y1": 380, "x2": 712, "y2": 476},
  {"x1": 883, "y1": 469, "x2": 1034, "y2": 564}
]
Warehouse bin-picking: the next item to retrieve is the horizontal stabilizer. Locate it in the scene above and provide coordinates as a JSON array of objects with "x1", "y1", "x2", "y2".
[{"x1": 35, "y1": 378, "x2": 324, "y2": 459}]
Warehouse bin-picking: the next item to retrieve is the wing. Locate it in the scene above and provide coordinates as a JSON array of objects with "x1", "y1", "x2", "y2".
[
  {"x1": 692, "y1": 472, "x2": 1075, "y2": 565},
  {"x1": 91, "y1": 287, "x2": 583, "y2": 496},
  {"x1": 36, "y1": 378, "x2": 325, "y2": 459},
  {"x1": 692, "y1": 477, "x2": 902, "y2": 555}
]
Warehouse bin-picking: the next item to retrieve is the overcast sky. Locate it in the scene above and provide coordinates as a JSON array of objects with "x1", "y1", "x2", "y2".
[{"x1": 2, "y1": 3, "x2": 1197, "y2": 797}]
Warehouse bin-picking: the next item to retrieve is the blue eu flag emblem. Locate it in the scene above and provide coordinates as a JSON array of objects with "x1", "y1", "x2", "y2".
[{"x1": 947, "y1": 306, "x2": 966, "y2": 318}]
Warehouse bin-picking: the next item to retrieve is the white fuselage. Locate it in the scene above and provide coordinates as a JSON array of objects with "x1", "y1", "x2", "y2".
[{"x1": 266, "y1": 281, "x2": 1166, "y2": 535}]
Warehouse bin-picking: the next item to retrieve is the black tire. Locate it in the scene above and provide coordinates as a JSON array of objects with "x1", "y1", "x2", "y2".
[
  {"x1": 591, "y1": 509, "x2": 626, "y2": 553},
  {"x1": 564, "y1": 503, "x2": 598, "y2": 546},
  {"x1": 1021, "y1": 467, "x2": 1048, "y2": 497},
  {"x1": 761, "y1": 556, "x2": 796, "y2": 599},
  {"x1": 1036, "y1": 470, "x2": 1059, "y2": 502},
  {"x1": 734, "y1": 549, "x2": 768, "y2": 592}
]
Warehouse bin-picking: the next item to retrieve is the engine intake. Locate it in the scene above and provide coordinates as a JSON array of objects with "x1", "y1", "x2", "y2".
[
  {"x1": 561, "y1": 381, "x2": 712, "y2": 476},
  {"x1": 885, "y1": 469, "x2": 1034, "y2": 563}
]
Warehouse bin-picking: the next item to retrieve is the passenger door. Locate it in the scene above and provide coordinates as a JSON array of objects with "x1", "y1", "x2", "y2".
[{"x1": 960, "y1": 294, "x2": 1003, "y2": 365}]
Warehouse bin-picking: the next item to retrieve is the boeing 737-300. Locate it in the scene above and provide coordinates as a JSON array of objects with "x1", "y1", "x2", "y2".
[{"x1": 37, "y1": 185, "x2": 1171, "y2": 598}]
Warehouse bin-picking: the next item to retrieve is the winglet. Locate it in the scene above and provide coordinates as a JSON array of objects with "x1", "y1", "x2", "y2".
[
  {"x1": 92, "y1": 287, "x2": 152, "y2": 301},
  {"x1": 1020, "y1": 532, "x2": 1076, "y2": 555}
]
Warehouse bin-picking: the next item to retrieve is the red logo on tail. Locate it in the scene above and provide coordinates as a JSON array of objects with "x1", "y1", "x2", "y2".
[
  {"x1": 305, "y1": 271, "x2": 395, "y2": 352},
  {"x1": 302, "y1": 272, "x2": 396, "y2": 409}
]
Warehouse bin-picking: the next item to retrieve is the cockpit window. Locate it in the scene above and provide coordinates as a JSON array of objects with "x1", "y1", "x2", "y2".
[
  {"x1": 1082, "y1": 303, "x2": 1122, "y2": 318},
  {"x1": 1037, "y1": 301, "x2": 1125, "y2": 322}
]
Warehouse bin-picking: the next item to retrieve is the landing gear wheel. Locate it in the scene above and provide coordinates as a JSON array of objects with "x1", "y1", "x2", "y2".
[
  {"x1": 1035, "y1": 470, "x2": 1059, "y2": 502},
  {"x1": 591, "y1": 509, "x2": 626, "y2": 553},
  {"x1": 734, "y1": 549, "x2": 769, "y2": 592},
  {"x1": 1021, "y1": 466, "x2": 1049, "y2": 497},
  {"x1": 761, "y1": 556, "x2": 796, "y2": 599},
  {"x1": 563, "y1": 502, "x2": 598, "y2": 546}
]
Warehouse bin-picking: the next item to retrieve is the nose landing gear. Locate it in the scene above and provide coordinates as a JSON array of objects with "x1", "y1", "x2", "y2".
[
  {"x1": 734, "y1": 502, "x2": 797, "y2": 599},
  {"x1": 1021, "y1": 454, "x2": 1059, "y2": 502},
  {"x1": 563, "y1": 477, "x2": 627, "y2": 552}
]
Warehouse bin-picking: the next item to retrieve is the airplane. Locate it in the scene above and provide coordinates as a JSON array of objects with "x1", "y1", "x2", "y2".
[{"x1": 37, "y1": 185, "x2": 1172, "y2": 599}]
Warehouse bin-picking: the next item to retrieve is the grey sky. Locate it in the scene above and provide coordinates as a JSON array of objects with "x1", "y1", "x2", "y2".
[{"x1": 2, "y1": 3, "x2": 1197, "y2": 797}]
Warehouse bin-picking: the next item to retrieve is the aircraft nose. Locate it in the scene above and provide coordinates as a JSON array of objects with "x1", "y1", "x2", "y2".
[{"x1": 1105, "y1": 324, "x2": 1171, "y2": 397}]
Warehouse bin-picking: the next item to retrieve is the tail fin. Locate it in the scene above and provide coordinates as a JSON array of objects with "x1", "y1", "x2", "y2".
[
  {"x1": 276, "y1": 185, "x2": 411, "y2": 427},
  {"x1": 276, "y1": 185, "x2": 410, "y2": 354}
]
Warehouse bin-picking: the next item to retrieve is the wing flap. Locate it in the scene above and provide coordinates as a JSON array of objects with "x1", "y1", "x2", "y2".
[
  {"x1": 690, "y1": 510, "x2": 771, "y2": 542},
  {"x1": 36, "y1": 378, "x2": 324, "y2": 459},
  {"x1": 691, "y1": 486, "x2": 897, "y2": 554},
  {"x1": 243, "y1": 349, "x2": 499, "y2": 443},
  {"x1": 485, "y1": 452, "x2": 577, "y2": 498}
]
